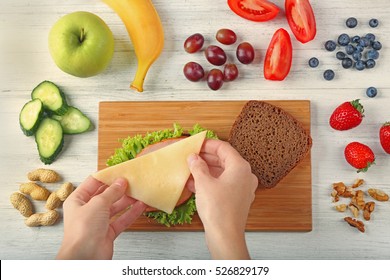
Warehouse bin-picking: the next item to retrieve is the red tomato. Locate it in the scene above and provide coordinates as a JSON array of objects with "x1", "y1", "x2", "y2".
[
  {"x1": 227, "y1": 0, "x2": 280, "y2": 22},
  {"x1": 264, "y1": 28, "x2": 293, "y2": 81},
  {"x1": 285, "y1": 0, "x2": 316, "y2": 43}
]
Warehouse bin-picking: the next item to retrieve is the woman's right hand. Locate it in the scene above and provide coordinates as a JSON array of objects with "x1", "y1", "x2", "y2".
[{"x1": 187, "y1": 139, "x2": 258, "y2": 259}]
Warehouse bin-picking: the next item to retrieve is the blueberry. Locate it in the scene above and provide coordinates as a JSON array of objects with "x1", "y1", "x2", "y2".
[
  {"x1": 336, "y1": 51, "x2": 346, "y2": 60},
  {"x1": 365, "y1": 59, "x2": 376, "y2": 69},
  {"x1": 325, "y1": 40, "x2": 337, "y2": 51},
  {"x1": 338, "y1": 33, "x2": 350, "y2": 46},
  {"x1": 308, "y1": 57, "x2": 319, "y2": 68},
  {"x1": 372, "y1": 41, "x2": 382, "y2": 50},
  {"x1": 355, "y1": 44, "x2": 364, "y2": 53},
  {"x1": 345, "y1": 44, "x2": 355, "y2": 55},
  {"x1": 323, "y1": 69, "x2": 335, "y2": 80},
  {"x1": 366, "y1": 87, "x2": 377, "y2": 98},
  {"x1": 346, "y1": 17, "x2": 358, "y2": 28},
  {"x1": 365, "y1": 33, "x2": 375, "y2": 43},
  {"x1": 352, "y1": 51, "x2": 362, "y2": 61},
  {"x1": 367, "y1": 49, "x2": 379, "y2": 60},
  {"x1": 355, "y1": 60, "x2": 365, "y2": 71},
  {"x1": 352, "y1": 35, "x2": 361, "y2": 43},
  {"x1": 369, "y1": 18, "x2": 379, "y2": 28},
  {"x1": 359, "y1": 37, "x2": 370, "y2": 47},
  {"x1": 342, "y1": 57, "x2": 353, "y2": 69}
]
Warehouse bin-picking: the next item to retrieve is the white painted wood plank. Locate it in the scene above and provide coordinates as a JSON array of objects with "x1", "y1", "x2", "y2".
[{"x1": 1, "y1": 0, "x2": 389, "y2": 260}]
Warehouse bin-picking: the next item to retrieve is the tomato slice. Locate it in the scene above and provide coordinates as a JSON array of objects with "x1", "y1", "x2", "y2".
[
  {"x1": 285, "y1": 0, "x2": 316, "y2": 43},
  {"x1": 264, "y1": 28, "x2": 293, "y2": 81},
  {"x1": 227, "y1": 0, "x2": 280, "y2": 22}
]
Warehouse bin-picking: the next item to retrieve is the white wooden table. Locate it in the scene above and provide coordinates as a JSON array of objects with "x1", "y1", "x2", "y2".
[{"x1": 1, "y1": 0, "x2": 390, "y2": 260}]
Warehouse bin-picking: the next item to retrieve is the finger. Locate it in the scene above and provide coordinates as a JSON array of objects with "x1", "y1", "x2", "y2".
[
  {"x1": 187, "y1": 154, "x2": 214, "y2": 189},
  {"x1": 110, "y1": 195, "x2": 138, "y2": 217},
  {"x1": 185, "y1": 177, "x2": 195, "y2": 193},
  {"x1": 199, "y1": 153, "x2": 222, "y2": 168},
  {"x1": 92, "y1": 184, "x2": 109, "y2": 197},
  {"x1": 96, "y1": 178, "x2": 128, "y2": 206},
  {"x1": 201, "y1": 139, "x2": 243, "y2": 167},
  {"x1": 70, "y1": 176, "x2": 107, "y2": 204},
  {"x1": 111, "y1": 201, "x2": 147, "y2": 238}
]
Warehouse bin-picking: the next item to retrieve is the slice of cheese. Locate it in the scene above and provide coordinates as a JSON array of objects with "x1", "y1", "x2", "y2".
[{"x1": 92, "y1": 131, "x2": 207, "y2": 214}]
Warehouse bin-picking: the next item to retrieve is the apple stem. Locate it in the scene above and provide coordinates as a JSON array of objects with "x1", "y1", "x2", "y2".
[{"x1": 79, "y1": 28, "x2": 85, "y2": 43}]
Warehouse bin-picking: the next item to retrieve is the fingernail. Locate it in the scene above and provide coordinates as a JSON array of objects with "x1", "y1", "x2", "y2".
[{"x1": 112, "y1": 178, "x2": 127, "y2": 189}]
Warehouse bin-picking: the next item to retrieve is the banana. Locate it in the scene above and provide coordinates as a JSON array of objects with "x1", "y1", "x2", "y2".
[{"x1": 103, "y1": 0, "x2": 164, "y2": 92}]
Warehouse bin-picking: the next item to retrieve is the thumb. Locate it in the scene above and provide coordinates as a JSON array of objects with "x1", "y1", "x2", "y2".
[{"x1": 187, "y1": 154, "x2": 212, "y2": 185}]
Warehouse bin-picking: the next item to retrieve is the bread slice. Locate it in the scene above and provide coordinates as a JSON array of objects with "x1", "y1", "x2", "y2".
[{"x1": 228, "y1": 101, "x2": 312, "y2": 188}]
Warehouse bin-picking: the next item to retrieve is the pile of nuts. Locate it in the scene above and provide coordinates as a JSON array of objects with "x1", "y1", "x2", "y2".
[
  {"x1": 331, "y1": 179, "x2": 389, "y2": 233},
  {"x1": 10, "y1": 168, "x2": 74, "y2": 227}
]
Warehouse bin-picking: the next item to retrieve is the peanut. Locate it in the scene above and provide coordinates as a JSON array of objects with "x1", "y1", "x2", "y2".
[
  {"x1": 367, "y1": 188, "x2": 389, "y2": 202},
  {"x1": 20, "y1": 182, "x2": 51, "y2": 200},
  {"x1": 10, "y1": 192, "x2": 34, "y2": 217},
  {"x1": 25, "y1": 210, "x2": 59, "y2": 227},
  {"x1": 27, "y1": 168, "x2": 60, "y2": 183},
  {"x1": 45, "y1": 182, "x2": 74, "y2": 210}
]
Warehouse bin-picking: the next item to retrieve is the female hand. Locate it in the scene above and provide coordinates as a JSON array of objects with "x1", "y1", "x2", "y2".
[
  {"x1": 187, "y1": 139, "x2": 258, "y2": 259},
  {"x1": 56, "y1": 176, "x2": 146, "y2": 259}
]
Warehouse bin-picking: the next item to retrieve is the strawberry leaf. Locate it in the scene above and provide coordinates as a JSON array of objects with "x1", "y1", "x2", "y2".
[
  {"x1": 350, "y1": 99, "x2": 364, "y2": 117},
  {"x1": 357, "y1": 161, "x2": 374, "y2": 173}
]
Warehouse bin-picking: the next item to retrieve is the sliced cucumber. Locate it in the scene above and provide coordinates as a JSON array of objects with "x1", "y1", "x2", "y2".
[
  {"x1": 31, "y1": 81, "x2": 68, "y2": 115},
  {"x1": 35, "y1": 118, "x2": 64, "y2": 165},
  {"x1": 19, "y1": 99, "x2": 44, "y2": 136},
  {"x1": 52, "y1": 106, "x2": 92, "y2": 134}
]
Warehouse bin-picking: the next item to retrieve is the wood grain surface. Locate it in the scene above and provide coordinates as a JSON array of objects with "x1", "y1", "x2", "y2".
[{"x1": 98, "y1": 100, "x2": 312, "y2": 231}]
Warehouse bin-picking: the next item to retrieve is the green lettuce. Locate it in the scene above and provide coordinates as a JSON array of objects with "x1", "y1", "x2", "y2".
[{"x1": 106, "y1": 123, "x2": 217, "y2": 227}]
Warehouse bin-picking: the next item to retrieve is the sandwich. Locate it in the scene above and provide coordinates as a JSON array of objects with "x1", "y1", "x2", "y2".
[{"x1": 94, "y1": 123, "x2": 217, "y2": 227}]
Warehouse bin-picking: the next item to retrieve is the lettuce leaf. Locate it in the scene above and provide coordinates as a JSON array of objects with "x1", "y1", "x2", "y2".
[{"x1": 106, "y1": 123, "x2": 217, "y2": 227}]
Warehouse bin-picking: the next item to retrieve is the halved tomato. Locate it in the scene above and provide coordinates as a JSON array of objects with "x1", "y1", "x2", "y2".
[
  {"x1": 285, "y1": 0, "x2": 316, "y2": 43},
  {"x1": 227, "y1": 0, "x2": 280, "y2": 22},
  {"x1": 264, "y1": 28, "x2": 292, "y2": 81}
]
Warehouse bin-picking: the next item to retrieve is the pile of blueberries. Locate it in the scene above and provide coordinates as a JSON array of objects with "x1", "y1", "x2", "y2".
[{"x1": 308, "y1": 17, "x2": 382, "y2": 97}]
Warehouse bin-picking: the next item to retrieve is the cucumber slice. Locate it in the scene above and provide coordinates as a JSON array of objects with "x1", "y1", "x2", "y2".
[
  {"x1": 35, "y1": 118, "x2": 64, "y2": 165},
  {"x1": 31, "y1": 81, "x2": 68, "y2": 115},
  {"x1": 19, "y1": 99, "x2": 44, "y2": 136},
  {"x1": 52, "y1": 106, "x2": 92, "y2": 134}
]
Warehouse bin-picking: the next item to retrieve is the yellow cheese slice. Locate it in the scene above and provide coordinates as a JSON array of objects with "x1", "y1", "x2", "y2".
[{"x1": 92, "y1": 131, "x2": 207, "y2": 214}]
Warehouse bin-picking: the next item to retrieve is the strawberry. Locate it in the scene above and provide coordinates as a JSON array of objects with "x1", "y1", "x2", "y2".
[
  {"x1": 379, "y1": 122, "x2": 390, "y2": 154},
  {"x1": 329, "y1": 99, "x2": 364, "y2": 130},
  {"x1": 344, "y1": 142, "x2": 375, "y2": 172}
]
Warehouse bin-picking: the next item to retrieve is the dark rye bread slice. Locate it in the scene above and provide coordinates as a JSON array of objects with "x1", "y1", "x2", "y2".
[{"x1": 228, "y1": 101, "x2": 312, "y2": 188}]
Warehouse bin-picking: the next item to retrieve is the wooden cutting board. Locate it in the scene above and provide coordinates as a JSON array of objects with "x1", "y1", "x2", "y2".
[{"x1": 98, "y1": 100, "x2": 312, "y2": 231}]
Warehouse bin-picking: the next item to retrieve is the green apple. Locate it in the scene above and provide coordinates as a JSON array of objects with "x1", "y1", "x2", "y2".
[{"x1": 48, "y1": 11, "x2": 114, "y2": 78}]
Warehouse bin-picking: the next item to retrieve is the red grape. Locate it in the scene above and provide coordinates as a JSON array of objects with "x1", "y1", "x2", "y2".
[
  {"x1": 223, "y1": 63, "x2": 239, "y2": 81},
  {"x1": 184, "y1": 33, "x2": 204, "y2": 53},
  {"x1": 216, "y1": 28, "x2": 237, "y2": 45},
  {"x1": 183, "y1": 62, "x2": 205, "y2": 82},
  {"x1": 207, "y1": 69, "x2": 224, "y2": 90},
  {"x1": 205, "y1": 45, "x2": 227, "y2": 66},
  {"x1": 236, "y1": 42, "x2": 255, "y2": 64}
]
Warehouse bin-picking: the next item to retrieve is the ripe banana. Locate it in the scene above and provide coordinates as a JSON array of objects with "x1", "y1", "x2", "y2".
[{"x1": 103, "y1": 0, "x2": 164, "y2": 92}]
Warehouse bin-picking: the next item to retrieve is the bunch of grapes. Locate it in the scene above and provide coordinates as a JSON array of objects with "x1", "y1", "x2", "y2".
[{"x1": 183, "y1": 29, "x2": 255, "y2": 91}]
